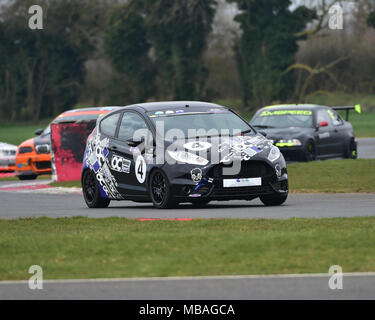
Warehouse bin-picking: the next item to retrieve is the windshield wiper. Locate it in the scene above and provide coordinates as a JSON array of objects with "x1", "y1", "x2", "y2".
[{"x1": 253, "y1": 125, "x2": 274, "y2": 129}]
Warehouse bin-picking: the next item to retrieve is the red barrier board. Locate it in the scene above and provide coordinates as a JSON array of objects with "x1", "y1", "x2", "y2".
[{"x1": 51, "y1": 122, "x2": 95, "y2": 182}]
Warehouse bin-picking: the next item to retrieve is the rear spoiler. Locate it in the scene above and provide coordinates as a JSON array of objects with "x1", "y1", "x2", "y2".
[{"x1": 332, "y1": 104, "x2": 362, "y2": 121}]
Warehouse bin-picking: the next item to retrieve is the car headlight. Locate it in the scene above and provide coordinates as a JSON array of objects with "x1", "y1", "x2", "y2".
[
  {"x1": 268, "y1": 145, "x2": 281, "y2": 162},
  {"x1": 167, "y1": 150, "x2": 209, "y2": 166},
  {"x1": 275, "y1": 139, "x2": 302, "y2": 147}
]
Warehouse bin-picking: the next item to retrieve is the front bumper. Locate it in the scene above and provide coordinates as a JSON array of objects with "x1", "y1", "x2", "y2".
[
  {"x1": 15, "y1": 153, "x2": 52, "y2": 176},
  {"x1": 277, "y1": 146, "x2": 304, "y2": 161},
  {"x1": 164, "y1": 159, "x2": 288, "y2": 202}
]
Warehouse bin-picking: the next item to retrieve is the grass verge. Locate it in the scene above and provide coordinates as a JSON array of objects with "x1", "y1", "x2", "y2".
[
  {"x1": 0, "y1": 119, "x2": 52, "y2": 146},
  {"x1": 288, "y1": 159, "x2": 375, "y2": 193},
  {"x1": 0, "y1": 217, "x2": 374, "y2": 280},
  {"x1": 47, "y1": 159, "x2": 375, "y2": 193}
]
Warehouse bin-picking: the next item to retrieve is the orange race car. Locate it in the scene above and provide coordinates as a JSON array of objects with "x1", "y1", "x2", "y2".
[{"x1": 15, "y1": 107, "x2": 117, "y2": 180}]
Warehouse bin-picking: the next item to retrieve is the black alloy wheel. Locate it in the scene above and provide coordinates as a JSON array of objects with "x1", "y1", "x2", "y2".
[
  {"x1": 82, "y1": 170, "x2": 110, "y2": 208},
  {"x1": 149, "y1": 169, "x2": 177, "y2": 209}
]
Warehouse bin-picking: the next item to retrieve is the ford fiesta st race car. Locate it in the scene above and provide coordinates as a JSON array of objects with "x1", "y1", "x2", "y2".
[
  {"x1": 250, "y1": 104, "x2": 361, "y2": 161},
  {"x1": 82, "y1": 101, "x2": 288, "y2": 209}
]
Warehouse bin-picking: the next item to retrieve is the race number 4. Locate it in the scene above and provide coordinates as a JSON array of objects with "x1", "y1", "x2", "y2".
[{"x1": 135, "y1": 156, "x2": 147, "y2": 183}]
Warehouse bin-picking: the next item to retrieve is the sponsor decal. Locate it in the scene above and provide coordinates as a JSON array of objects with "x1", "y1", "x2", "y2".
[
  {"x1": 184, "y1": 141, "x2": 211, "y2": 152},
  {"x1": 165, "y1": 110, "x2": 174, "y2": 114},
  {"x1": 319, "y1": 132, "x2": 330, "y2": 139},
  {"x1": 85, "y1": 132, "x2": 123, "y2": 199},
  {"x1": 135, "y1": 155, "x2": 147, "y2": 183},
  {"x1": 175, "y1": 110, "x2": 184, "y2": 114},
  {"x1": 130, "y1": 147, "x2": 140, "y2": 154},
  {"x1": 155, "y1": 111, "x2": 164, "y2": 115},
  {"x1": 223, "y1": 177, "x2": 262, "y2": 188},
  {"x1": 110, "y1": 155, "x2": 131, "y2": 173},
  {"x1": 191, "y1": 168, "x2": 203, "y2": 184},
  {"x1": 260, "y1": 110, "x2": 312, "y2": 117},
  {"x1": 218, "y1": 135, "x2": 268, "y2": 163}
]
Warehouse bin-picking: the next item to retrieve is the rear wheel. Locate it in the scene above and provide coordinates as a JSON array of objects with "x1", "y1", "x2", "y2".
[
  {"x1": 302, "y1": 140, "x2": 316, "y2": 162},
  {"x1": 260, "y1": 193, "x2": 288, "y2": 206},
  {"x1": 149, "y1": 169, "x2": 177, "y2": 209},
  {"x1": 18, "y1": 174, "x2": 37, "y2": 180},
  {"x1": 82, "y1": 170, "x2": 110, "y2": 208}
]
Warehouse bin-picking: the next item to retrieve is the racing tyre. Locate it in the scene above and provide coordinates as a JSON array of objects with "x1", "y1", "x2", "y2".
[
  {"x1": 302, "y1": 140, "x2": 316, "y2": 162},
  {"x1": 259, "y1": 193, "x2": 288, "y2": 206},
  {"x1": 18, "y1": 175, "x2": 37, "y2": 180},
  {"x1": 82, "y1": 170, "x2": 110, "y2": 208},
  {"x1": 344, "y1": 139, "x2": 358, "y2": 159},
  {"x1": 149, "y1": 169, "x2": 178, "y2": 209}
]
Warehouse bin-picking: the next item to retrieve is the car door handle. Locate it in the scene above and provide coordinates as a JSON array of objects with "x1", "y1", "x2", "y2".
[{"x1": 108, "y1": 145, "x2": 117, "y2": 151}]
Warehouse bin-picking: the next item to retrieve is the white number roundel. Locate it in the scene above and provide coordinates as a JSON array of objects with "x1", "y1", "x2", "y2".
[{"x1": 135, "y1": 156, "x2": 147, "y2": 183}]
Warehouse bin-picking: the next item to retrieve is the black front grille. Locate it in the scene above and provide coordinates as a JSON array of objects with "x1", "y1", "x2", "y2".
[
  {"x1": 211, "y1": 160, "x2": 274, "y2": 179},
  {"x1": 211, "y1": 185, "x2": 273, "y2": 198},
  {"x1": 35, "y1": 161, "x2": 51, "y2": 170},
  {"x1": 35, "y1": 145, "x2": 50, "y2": 154}
]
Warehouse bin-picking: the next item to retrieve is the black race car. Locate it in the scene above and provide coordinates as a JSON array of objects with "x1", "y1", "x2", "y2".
[
  {"x1": 250, "y1": 104, "x2": 361, "y2": 161},
  {"x1": 82, "y1": 101, "x2": 288, "y2": 209}
]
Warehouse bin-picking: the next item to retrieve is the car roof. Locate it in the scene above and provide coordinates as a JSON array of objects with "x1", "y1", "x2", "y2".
[
  {"x1": 53, "y1": 106, "x2": 120, "y2": 123},
  {"x1": 131, "y1": 101, "x2": 227, "y2": 112},
  {"x1": 60, "y1": 106, "x2": 120, "y2": 116},
  {"x1": 260, "y1": 104, "x2": 328, "y2": 111}
]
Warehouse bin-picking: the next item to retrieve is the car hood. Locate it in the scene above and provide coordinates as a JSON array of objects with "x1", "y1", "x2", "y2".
[
  {"x1": 34, "y1": 134, "x2": 51, "y2": 148},
  {"x1": 256, "y1": 127, "x2": 313, "y2": 141},
  {"x1": 165, "y1": 134, "x2": 274, "y2": 164},
  {"x1": 18, "y1": 138, "x2": 35, "y2": 148}
]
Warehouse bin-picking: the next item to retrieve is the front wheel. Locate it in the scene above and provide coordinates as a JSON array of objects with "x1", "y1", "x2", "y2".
[
  {"x1": 149, "y1": 169, "x2": 177, "y2": 209},
  {"x1": 260, "y1": 193, "x2": 288, "y2": 206},
  {"x1": 344, "y1": 139, "x2": 358, "y2": 159},
  {"x1": 18, "y1": 174, "x2": 37, "y2": 180},
  {"x1": 82, "y1": 170, "x2": 110, "y2": 208},
  {"x1": 302, "y1": 140, "x2": 316, "y2": 162}
]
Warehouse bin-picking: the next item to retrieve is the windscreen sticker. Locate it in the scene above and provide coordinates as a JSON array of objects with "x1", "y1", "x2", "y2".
[{"x1": 260, "y1": 110, "x2": 312, "y2": 117}]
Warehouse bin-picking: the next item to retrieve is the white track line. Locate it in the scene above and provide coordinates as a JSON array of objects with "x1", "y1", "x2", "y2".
[{"x1": 1, "y1": 272, "x2": 375, "y2": 285}]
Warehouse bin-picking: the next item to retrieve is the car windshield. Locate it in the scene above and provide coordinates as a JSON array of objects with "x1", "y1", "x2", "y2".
[
  {"x1": 252, "y1": 109, "x2": 313, "y2": 128},
  {"x1": 149, "y1": 111, "x2": 255, "y2": 139}
]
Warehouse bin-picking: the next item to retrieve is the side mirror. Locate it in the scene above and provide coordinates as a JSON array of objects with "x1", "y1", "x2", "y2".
[
  {"x1": 127, "y1": 136, "x2": 144, "y2": 147},
  {"x1": 258, "y1": 131, "x2": 267, "y2": 137},
  {"x1": 318, "y1": 121, "x2": 329, "y2": 128},
  {"x1": 34, "y1": 128, "x2": 43, "y2": 136}
]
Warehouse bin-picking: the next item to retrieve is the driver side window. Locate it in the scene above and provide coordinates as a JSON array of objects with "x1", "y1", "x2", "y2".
[
  {"x1": 316, "y1": 110, "x2": 331, "y2": 125},
  {"x1": 118, "y1": 112, "x2": 148, "y2": 141}
]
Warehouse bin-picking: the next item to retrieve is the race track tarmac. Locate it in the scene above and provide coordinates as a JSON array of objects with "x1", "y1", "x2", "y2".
[
  {"x1": 357, "y1": 138, "x2": 375, "y2": 159},
  {"x1": 1, "y1": 273, "x2": 374, "y2": 299},
  {"x1": 0, "y1": 190, "x2": 374, "y2": 219}
]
